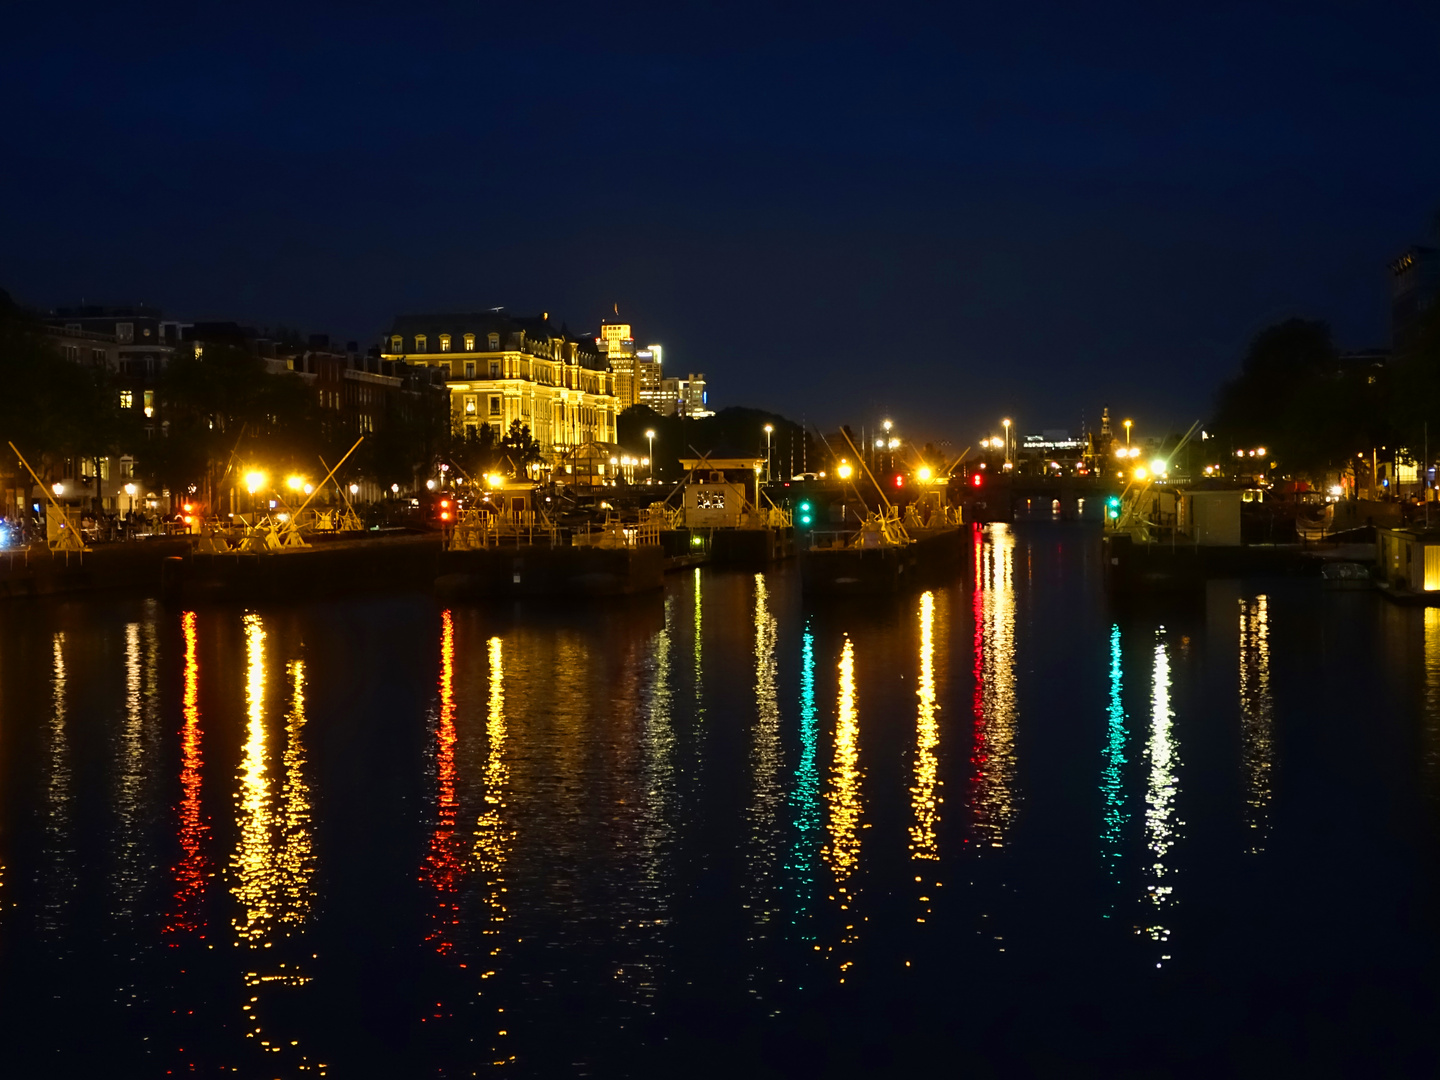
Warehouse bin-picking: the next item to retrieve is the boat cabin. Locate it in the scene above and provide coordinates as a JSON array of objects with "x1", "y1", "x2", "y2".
[{"x1": 1377, "y1": 527, "x2": 1440, "y2": 593}]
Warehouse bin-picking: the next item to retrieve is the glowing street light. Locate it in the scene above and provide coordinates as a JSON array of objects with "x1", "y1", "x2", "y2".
[
  {"x1": 51, "y1": 482, "x2": 64, "y2": 496},
  {"x1": 245, "y1": 471, "x2": 267, "y2": 495},
  {"x1": 764, "y1": 423, "x2": 773, "y2": 482},
  {"x1": 837, "y1": 461, "x2": 854, "y2": 480},
  {"x1": 645, "y1": 429, "x2": 656, "y2": 477},
  {"x1": 1002, "y1": 417, "x2": 1011, "y2": 463},
  {"x1": 348, "y1": 483, "x2": 359, "y2": 495},
  {"x1": 1124, "y1": 419, "x2": 1133, "y2": 446},
  {"x1": 917, "y1": 465, "x2": 933, "y2": 483},
  {"x1": 286, "y1": 475, "x2": 305, "y2": 492}
]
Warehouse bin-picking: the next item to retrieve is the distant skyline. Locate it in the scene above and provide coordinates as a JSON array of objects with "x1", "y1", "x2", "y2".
[{"x1": 6, "y1": 2, "x2": 1439, "y2": 445}]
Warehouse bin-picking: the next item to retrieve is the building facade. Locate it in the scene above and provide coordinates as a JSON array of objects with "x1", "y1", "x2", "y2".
[
  {"x1": 1391, "y1": 246, "x2": 1440, "y2": 353},
  {"x1": 381, "y1": 311, "x2": 619, "y2": 469},
  {"x1": 656, "y1": 372, "x2": 712, "y2": 418}
]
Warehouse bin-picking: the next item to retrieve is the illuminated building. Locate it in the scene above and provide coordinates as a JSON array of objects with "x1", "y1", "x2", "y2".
[
  {"x1": 635, "y1": 345, "x2": 665, "y2": 411},
  {"x1": 598, "y1": 316, "x2": 638, "y2": 408},
  {"x1": 383, "y1": 311, "x2": 620, "y2": 473},
  {"x1": 657, "y1": 372, "x2": 713, "y2": 418}
]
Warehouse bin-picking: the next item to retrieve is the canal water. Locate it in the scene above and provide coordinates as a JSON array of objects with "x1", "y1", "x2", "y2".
[{"x1": 1, "y1": 523, "x2": 1437, "y2": 1076}]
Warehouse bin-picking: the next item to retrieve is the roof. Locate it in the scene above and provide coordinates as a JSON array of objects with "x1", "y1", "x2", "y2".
[{"x1": 385, "y1": 311, "x2": 605, "y2": 369}]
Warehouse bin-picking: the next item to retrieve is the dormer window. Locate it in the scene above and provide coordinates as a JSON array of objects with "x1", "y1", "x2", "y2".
[
  {"x1": 415, "y1": 334, "x2": 427, "y2": 352},
  {"x1": 390, "y1": 335, "x2": 402, "y2": 352},
  {"x1": 488, "y1": 332, "x2": 500, "y2": 350},
  {"x1": 464, "y1": 334, "x2": 475, "y2": 351},
  {"x1": 439, "y1": 334, "x2": 451, "y2": 352}
]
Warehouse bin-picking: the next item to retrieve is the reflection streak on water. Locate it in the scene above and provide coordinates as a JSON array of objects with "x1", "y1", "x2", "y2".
[
  {"x1": 972, "y1": 525, "x2": 1018, "y2": 848},
  {"x1": 746, "y1": 574, "x2": 782, "y2": 940},
  {"x1": 822, "y1": 636, "x2": 862, "y2": 981},
  {"x1": 1141, "y1": 629, "x2": 1180, "y2": 962},
  {"x1": 115, "y1": 620, "x2": 145, "y2": 917},
  {"x1": 422, "y1": 609, "x2": 464, "y2": 955},
  {"x1": 1425, "y1": 609, "x2": 1440, "y2": 793},
  {"x1": 277, "y1": 659, "x2": 315, "y2": 926},
  {"x1": 911, "y1": 591, "x2": 941, "y2": 865},
  {"x1": 166, "y1": 611, "x2": 208, "y2": 938},
  {"x1": 232, "y1": 613, "x2": 274, "y2": 943},
  {"x1": 43, "y1": 631, "x2": 72, "y2": 934},
  {"x1": 633, "y1": 597, "x2": 676, "y2": 1000},
  {"x1": 693, "y1": 567, "x2": 704, "y2": 715},
  {"x1": 1099, "y1": 624, "x2": 1129, "y2": 903},
  {"x1": 1238, "y1": 597, "x2": 1273, "y2": 851},
  {"x1": 786, "y1": 623, "x2": 821, "y2": 939},
  {"x1": 473, "y1": 636, "x2": 512, "y2": 1064},
  {"x1": 231, "y1": 614, "x2": 316, "y2": 947}
]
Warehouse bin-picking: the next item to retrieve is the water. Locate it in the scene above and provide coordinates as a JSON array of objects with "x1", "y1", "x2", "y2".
[{"x1": 1, "y1": 523, "x2": 1437, "y2": 1076}]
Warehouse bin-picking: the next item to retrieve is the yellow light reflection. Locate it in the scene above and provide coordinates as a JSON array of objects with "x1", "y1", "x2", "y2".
[
  {"x1": 746, "y1": 574, "x2": 783, "y2": 984},
  {"x1": 1425, "y1": 609, "x2": 1440, "y2": 794},
  {"x1": 473, "y1": 635, "x2": 513, "y2": 1064},
  {"x1": 972, "y1": 524, "x2": 1018, "y2": 849},
  {"x1": 277, "y1": 659, "x2": 315, "y2": 926},
  {"x1": 233, "y1": 612, "x2": 274, "y2": 942},
  {"x1": 42, "y1": 631, "x2": 72, "y2": 933},
  {"x1": 115, "y1": 619, "x2": 146, "y2": 917},
  {"x1": 822, "y1": 636, "x2": 863, "y2": 981},
  {"x1": 166, "y1": 611, "x2": 208, "y2": 937},
  {"x1": 422, "y1": 609, "x2": 464, "y2": 954},
  {"x1": 1140, "y1": 629, "x2": 1181, "y2": 964},
  {"x1": 1238, "y1": 596, "x2": 1273, "y2": 853},
  {"x1": 693, "y1": 567, "x2": 704, "y2": 709},
  {"x1": 910, "y1": 591, "x2": 940, "y2": 862}
]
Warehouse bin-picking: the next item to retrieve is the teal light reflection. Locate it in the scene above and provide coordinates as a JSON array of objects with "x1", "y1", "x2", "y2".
[
  {"x1": 1099, "y1": 623, "x2": 1129, "y2": 911},
  {"x1": 786, "y1": 622, "x2": 821, "y2": 940}
]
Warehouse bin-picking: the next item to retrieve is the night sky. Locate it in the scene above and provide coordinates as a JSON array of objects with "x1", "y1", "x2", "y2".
[{"x1": 7, "y1": 2, "x2": 1440, "y2": 445}]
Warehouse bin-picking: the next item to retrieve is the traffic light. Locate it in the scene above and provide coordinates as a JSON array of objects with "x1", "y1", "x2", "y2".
[
  {"x1": 797, "y1": 500, "x2": 813, "y2": 527},
  {"x1": 1106, "y1": 495, "x2": 1121, "y2": 520},
  {"x1": 894, "y1": 475, "x2": 904, "y2": 488},
  {"x1": 971, "y1": 473, "x2": 983, "y2": 487}
]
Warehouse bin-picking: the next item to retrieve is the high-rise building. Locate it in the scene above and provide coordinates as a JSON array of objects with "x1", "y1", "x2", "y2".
[
  {"x1": 597, "y1": 317, "x2": 637, "y2": 408},
  {"x1": 657, "y1": 372, "x2": 712, "y2": 418},
  {"x1": 635, "y1": 345, "x2": 666, "y2": 412},
  {"x1": 1391, "y1": 246, "x2": 1440, "y2": 353}
]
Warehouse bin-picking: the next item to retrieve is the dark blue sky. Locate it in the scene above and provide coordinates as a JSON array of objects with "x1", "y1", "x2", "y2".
[{"x1": 6, "y1": 2, "x2": 1439, "y2": 444}]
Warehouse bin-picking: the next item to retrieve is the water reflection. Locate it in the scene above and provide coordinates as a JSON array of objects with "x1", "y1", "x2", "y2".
[
  {"x1": 422, "y1": 609, "x2": 464, "y2": 955},
  {"x1": 823, "y1": 636, "x2": 863, "y2": 981},
  {"x1": 1099, "y1": 624, "x2": 1129, "y2": 908},
  {"x1": 911, "y1": 592, "x2": 940, "y2": 864},
  {"x1": 787, "y1": 623, "x2": 821, "y2": 941},
  {"x1": 166, "y1": 611, "x2": 208, "y2": 938},
  {"x1": 1238, "y1": 597, "x2": 1274, "y2": 851},
  {"x1": 473, "y1": 635, "x2": 513, "y2": 1065},
  {"x1": 1426, "y1": 609, "x2": 1440, "y2": 794},
  {"x1": 114, "y1": 609, "x2": 158, "y2": 920},
  {"x1": 972, "y1": 524, "x2": 1018, "y2": 848},
  {"x1": 1140, "y1": 629, "x2": 1181, "y2": 964},
  {"x1": 746, "y1": 574, "x2": 783, "y2": 967},
  {"x1": 42, "y1": 631, "x2": 73, "y2": 935}
]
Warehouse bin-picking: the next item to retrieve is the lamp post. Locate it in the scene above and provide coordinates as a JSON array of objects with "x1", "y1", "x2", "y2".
[
  {"x1": 1002, "y1": 418, "x2": 1011, "y2": 465},
  {"x1": 764, "y1": 424, "x2": 773, "y2": 483},
  {"x1": 645, "y1": 429, "x2": 656, "y2": 479},
  {"x1": 1124, "y1": 419, "x2": 1132, "y2": 448}
]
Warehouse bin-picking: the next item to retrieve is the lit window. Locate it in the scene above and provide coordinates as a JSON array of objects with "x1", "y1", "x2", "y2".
[
  {"x1": 143, "y1": 390, "x2": 154, "y2": 418},
  {"x1": 464, "y1": 395, "x2": 478, "y2": 415},
  {"x1": 464, "y1": 334, "x2": 475, "y2": 351},
  {"x1": 439, "y1": 334, "x2": 451, "y2": 352},
  {"x1": 119, "y1": 389, "x2": 133, "y2": 409}
]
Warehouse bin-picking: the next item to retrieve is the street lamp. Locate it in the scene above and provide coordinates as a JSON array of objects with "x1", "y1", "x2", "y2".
[
  {"x1": 645, "y1": 429, "x2": 656, "y2": 478},
  {"x1": 1002, "y1": 418, "x2": 1011, "y2": 464},
  {"x1": 1124, "y1": 419, "x2": 1132, "y2": 447},
  {"x1": 764, "y1": 424, "x2": 773, "y2": 483}
]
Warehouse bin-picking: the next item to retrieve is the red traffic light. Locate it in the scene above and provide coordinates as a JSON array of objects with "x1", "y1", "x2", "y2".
[
  {"x1": 972, "y1": 474, "x2": 983, "y2": 487},
  {"x1": 894, "y1": 475, "x2": 904, "y2": 488}
]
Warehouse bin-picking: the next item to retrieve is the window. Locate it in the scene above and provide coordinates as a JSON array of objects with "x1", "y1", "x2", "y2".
[
  {"x1": 439, "y1": 334, "x2": 451, "y2": 352},
  {"x1": 62, "y1": 345, "x2": 79, "y2": 362},
  {"x1": 489, "y1": 396, "x2": 501, "y2": 416},
  {"x1": 92, "y1": 348, "x2": 106, "y2": 364},
  {"x1": 488, "y1": 332, "x2": 499, "y2": 350},
  {"x1": 464, "y1": 395, "x2": 478, "y2": 416},
  {"x1": 120, "y1": 390, "x2": 133, "y2": 409},
  {"x1": 489, "y1": 361, "x2": 501, "y2": 378},
  {"x1": 143, "y1": 390, "x2": 154, "y2": 418},
  {"x1": 464, "y1": 334, "x2": 475, "y2": 351},
  {"x1": 415, "y1": 334, "x2": 427, "y2": 351},
  {"x1": 117, "y1": 322, "x2": 134, "y2": 343},
  {"x1": 391, "y1": 335, "x2": 402, "y2": 352},
  {"x1": 465, "y1": 422, "x2": 477, "y2": 439},
  {"x1": 464, "y1": 361, "x2": 475, "y2": 378}
]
